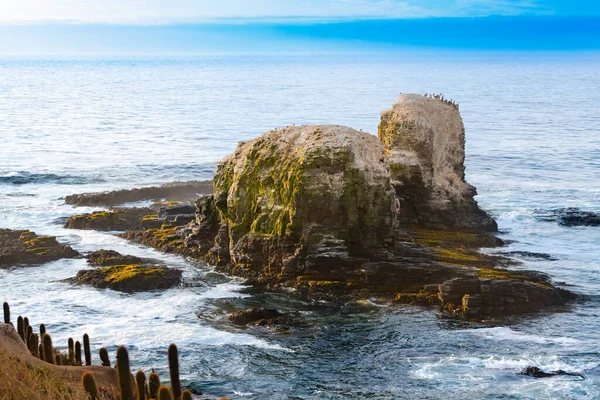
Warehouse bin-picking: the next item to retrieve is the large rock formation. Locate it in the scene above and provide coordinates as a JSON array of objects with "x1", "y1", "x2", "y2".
[
  {"x1": 379, "y1": 94, "x2": 496, "y2": 231},
  {"x1": 122, "y1": 94, "x2": 569, "y2": 319},
  {"x1": 213, "y1": 124, "x2": 397, "y2": 258}
]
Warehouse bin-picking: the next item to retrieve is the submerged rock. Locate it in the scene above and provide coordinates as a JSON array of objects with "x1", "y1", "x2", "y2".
[
  {"x1": 520, "y1": 366, "x2": 585, "y2": 379},
  {"x1": 534, "y1": 208, "x2": 600, "y2": 227},
  {"x1": 64, "y1": 180, "x2": 212, "y2": 207},
  {"x1": 228, "y1": 307, "x2": 306, "y2": 333},
  {"x1": 0, "y1": 229, "x2": 79, "y2": 266}
]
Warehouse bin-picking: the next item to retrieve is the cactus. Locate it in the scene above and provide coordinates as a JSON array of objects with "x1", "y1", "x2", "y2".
[
  {"x1": 84, "y1": 333, "x2": 92, "y2": 366},
  {"x1": 39, "y1": 323, "x2": 46, "y2": 336},
  {"x1": 157, "y1": 386, "x2": 173, "y2": 400},
  {"x1": 43, "y1": 334, "x2": 54, "y2": 364},
  {"x1": 181, "y1": 390, "x2": 193, "y2": 400},
  {"x1": 75, "y1": 341, "x2": 82, "y2": 365},
  {"x1": 99, "y1": 347, "x2": 111, "y2": 366},
  {"x1": 26, "y1": 325, "x2": 33, "y2": 349},
  {"x1": 82, "y1": 371, "x2": 99, "y2": 400},
  {"x1": 2, "y1": 302, "x2": 9, "y2": 324},
  {"x1": 29, "y1": 333, "x2": 39, "y2": 357},
  {"x1": 23, "y1": 317, "x2": 30, "y2": 340},
  {"x1": 148, "y1": 372, "x2": 161, "y2": 399},
  {"x1": 68, "y1": 337, "x2": 75, "y2": 363},
  {"x1": 17, "y1": 316, "x2": 24, "y2": 341},
  {"x1": 168, "y1": 344, "x2": 181, "y2": 400},
  {"x1": 135, "y1": 370, "x2": 147, "y2": 400},
  {"x1": 39, "y1": 343, "x2": 45, "y2": 361},
  {"x1": 117, "y1": 346, "x2": 134, "y2": 400},
  {"x1": 55, "y1": 354, "x2": 62, "y2": 365}
]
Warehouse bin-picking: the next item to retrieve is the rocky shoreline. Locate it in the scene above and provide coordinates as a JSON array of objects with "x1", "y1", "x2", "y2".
[{"x1": 0, "y1": 94, "x2": 574, "y2": 322}]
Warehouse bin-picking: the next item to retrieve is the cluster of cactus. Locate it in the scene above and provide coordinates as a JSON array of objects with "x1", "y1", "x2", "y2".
[
  {"x1": 423, "y1": 92, "x2": 460, "y2": 110},
  {"x1": 2, "y1": 301, "x2": 100, "y2": 367},
  {"x1": 3, "y1": 302, "x2": 206, "y2": 400},
  {"x1": 83, "y1": 344, "x2": 195, "y2": 400}
]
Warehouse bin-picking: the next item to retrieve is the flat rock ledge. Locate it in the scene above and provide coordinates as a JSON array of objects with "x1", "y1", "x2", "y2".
[
  {"x1": 0, "y1": 229, "x2": 79, "y2": 267},
  {"x1": 64, "y1": 180, "x2": 212, "y2": 207},
  {"x1": 64, "y1": 207, "x2": 159, "y2": 231},
  {"x1": 67, "y1": 250, "x2": 182, "y2": 292}
]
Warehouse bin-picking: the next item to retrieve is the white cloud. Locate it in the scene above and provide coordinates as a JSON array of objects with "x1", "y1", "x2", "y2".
[{"x1": 0, "y1": 0, "x2": 551, "y2": 24}]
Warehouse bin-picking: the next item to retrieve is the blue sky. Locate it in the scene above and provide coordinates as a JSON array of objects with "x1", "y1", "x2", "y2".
[{"x1": 0, "y1": 1, "x2": 598, "y2": 52}]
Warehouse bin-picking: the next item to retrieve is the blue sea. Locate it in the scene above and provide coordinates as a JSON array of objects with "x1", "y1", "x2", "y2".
[{"x1": 1, "y1": 53, "x2": 600, "y2": 399}]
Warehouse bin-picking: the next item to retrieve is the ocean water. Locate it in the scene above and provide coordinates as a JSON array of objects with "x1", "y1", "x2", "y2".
[{"x1": 1, "y1": 53, "x2": 600, "y2": 399}]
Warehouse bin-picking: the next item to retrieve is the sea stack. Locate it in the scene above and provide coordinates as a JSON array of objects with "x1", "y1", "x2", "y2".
[{"x1": 379, "y1": 94, "x2": 497, "y2": 232}]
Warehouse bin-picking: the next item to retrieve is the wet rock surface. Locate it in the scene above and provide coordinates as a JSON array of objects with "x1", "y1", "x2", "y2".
[
  {"x1": 64, "y1": 180, "x2": 212, "y2": 207},
  {"x1": 229, "y1": 308, "x2": 306, "y2": 333},
  {"x1": 534, "y1": 208, "x2": 600, "y2": 227},
  {"x1": 0, "y1": 229, "x2": 79, "y2": 267}
]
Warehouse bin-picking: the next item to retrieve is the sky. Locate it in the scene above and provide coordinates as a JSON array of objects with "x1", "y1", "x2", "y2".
[{"x1": 0, "y1": 0, "x2": 598, "y2": 52}]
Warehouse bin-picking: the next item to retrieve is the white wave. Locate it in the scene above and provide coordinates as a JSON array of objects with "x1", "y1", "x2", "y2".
[{"x1": 465, "y1": 326, "x2": 579, "y2": 345}]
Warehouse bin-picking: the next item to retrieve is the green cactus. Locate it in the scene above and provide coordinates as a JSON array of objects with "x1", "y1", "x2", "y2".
[
  {"x1": 23, "y1": 317, "x2": 30, "y2": 340},
  {"x1": 117, "y1": 346, "x2": 134, "y2": 400},
  {"x1": 68, "y1": 337, "x2": 75, "y2": 363},
  {"x1": 168, "y1": 344, "x2": 181, "y2": 400},
  {"x1": 82, "y1": 371, "x2": 99, "y2": 400},
  {"x1": 17, "y1": 316, "x2": 24, "y2": 341},
  {"x1": 29, "y1": 333, "x2": 39, "y2": 357},
  {"x1": 181, "y1": 389, "x2": 193, "y2": 400},
  {"x1": 148, "y1": 372, "x2": 161, "y2": 399},
  {"x1": 2, "y1": 302, "x2": 9, "y2": 324},
  {"x1": 75, "y1": 341, "x2": 82, "y2": 365},
  {"x1": 55, "y1": 354, "x2": 62, "y2": 365},
  {"x1": 38, "y1": 343, "x2": 45, "y2": 361},
  {"x1": 39, "y1": 323, "x2": 46, "y2": 336},
  {"x1": 157, "y1": 386, "x2": 173, "y2": 400},
  {"x1": 99, "y1": 347, "x2": 111, "y2": 367},
  {"x1": 84, "y1": 333, "x2": 92, "y2": 366},
  {"x1": 43, "y1": 334, "x2": 54, "y2": 364},
  {"x1": 26, "y1": 325, "x2": 33, "y2": 349},
  {"x1": 135, "y1": 370, "x2": 147, "y2": 400}
]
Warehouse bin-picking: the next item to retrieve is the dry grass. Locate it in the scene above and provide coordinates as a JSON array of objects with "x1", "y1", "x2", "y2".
[{"x1": 0, "y1": 346, "x2": 89, "y2": 400}]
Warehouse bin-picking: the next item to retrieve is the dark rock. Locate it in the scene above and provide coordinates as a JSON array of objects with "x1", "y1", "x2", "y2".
[
  {"x1": 503, "y1": 251, "x2": 558, "y2": 261},
  {"x1": 534, "y1": 208, "x2": 600, "y2": 227},
  {"x1": 520, "y1": 366, "x2": 585, "y2": 379},
  {"x1": 64, "y1": 181, "x2": 212, "y2": 207},
  {"x1": 158, "y1": 204, "x2": 197, "y2": 222},
  {"x1": 438, "y1": 276, "x2": 568, "y2": 319},
  {"x1": 229, "y1": 308, "x2": 282, "y2": 325},
  {"x1": 228, "y1": 308, "x2": 306, "y2": 333},
  {"x1": 0, "y1": 229, "x2": 79, "y2": 267}
]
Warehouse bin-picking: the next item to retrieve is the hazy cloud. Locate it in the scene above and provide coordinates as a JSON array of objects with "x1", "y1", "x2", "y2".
[{"x1": 0, "y1": 0, "x2": 555, "y2": 24}]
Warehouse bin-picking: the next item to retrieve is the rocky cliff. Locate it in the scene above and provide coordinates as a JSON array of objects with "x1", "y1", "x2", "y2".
[
  {"x1": 379, "y1": 94, "x2": 496, "y2": 231},
  {"x1": 121, "y1": 94, "x2": 569, "y2": 320}
]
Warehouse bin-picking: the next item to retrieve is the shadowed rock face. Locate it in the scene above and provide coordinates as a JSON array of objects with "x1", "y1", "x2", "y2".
[{"x1": 379, "y1": 94, "x2": 497, "y2": 232}]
